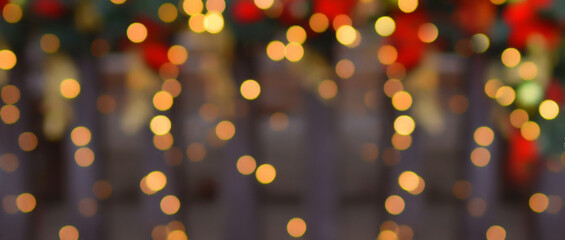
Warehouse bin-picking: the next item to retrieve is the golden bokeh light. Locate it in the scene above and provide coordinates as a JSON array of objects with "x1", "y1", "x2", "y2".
[
  {"x1": 309, "y1": 13, "x2": 329, "y2": 33},
  {"x1": 471, "y1": 33, "x2": 490, "y2": 53},
  {"x1": 484, "y1": 78, "x2": 502, "y2": 99},
  {"x1": 318, "y1": 80, "x2": 338, "y2": 100},
  {"x1": 266, "y1": 41, "x2": 285, "y2": 61},
  {"x1": 391, "y1": 133, "x2": 412, "y2": 150},
  {"x1": 60, "y1": 79, "x2": 81, "y2": 99},
  {"x1": 237, "y1": 155, "x2": 257, "y2": 175},
  {"x1": 495, "y1": 86, "x2": 515, "y2": 106},
  {"x1": 473, "y1": 126, "x2": 494, "y2": 146},
  {"x1": 398, "y1": 171, "x2": 419, "y2": 192},
  {"x1": 377, "y1": 230, "x2": 398, "y2": 240},
  {"x1": 501, "y1": 48, "x2": 521, "y2": 68},
  {"x1": 285, "y1": 42, "x2": 304, "y2": 62},
  {"x1": 509, "y1": 109, "x2": 528, "y2": 128},
  {"x1": 188, "y1": 13, "x2": 206, "y2": 33},
  {"x1": 529, "y1": 193, "x2": 549, "y2": 213},
  {"x1": 287, "y1": 217, "x2": 307, "y2": 238},
  {"x1": 18, "y1": 132, "x2": 38, "y2": 152},
  {"x1": 203, "y1": 12, "x2": 224, "y2": 34},
  {"x1": 153, "y1": 91, "x2": 174, "y2": 111},
  {"x1": 71, "y1": 126, "x2": 92, "y2": 146},
  {"x1": 453, "y1": 180, "x2": 472, "y2": 200},
  {"x1": 167, "y1": 220, "x2": 186, "y2": 232},
  {"x1": 0, "y1": 153, "x2": 19, "y2": 173},
  {"x1": 146, "y1": 171, "x2": 167, "y2": 192},
  {"x1": 159, "y1": 62, "x2": 180, "y2": 79},
  {"x1": 471, "y1": 147, "x2": 490, "y2": 167},
  {"x1": 287, "y1": 25, "x2": 307, "y2": 44},
  {"x1": 518, "y1": 61, "x2": 537, "y2": 80},
  {"x1": 158, "y1": 3, "x2": 178, "y2": 23},
  {"x1": 78, "y1": 198, "x2": 98, "y2": 217},
  {"x1": 167, "y1": 45, "x2": 188, "y2": 65},
  {"x1": 40, "y1": 33, "x2": 60, "y2": 53},
  {"x1": 140, "y1": 176, "x2": 157, "y2": 195},
  {"x1": 150, "y1": 115, "x2": 172, "y2": 135},
  {"x1": 385, "y1": 195, "x2": 405, "y2": 215},
  {"x1": 255, "y1": 163, "x2": 276, "y2": 184},
  {"x1": 183, "y1": 0, "x2": 204, "y2": 15},
  {"x1": 3, "y1": 3, "x2": 23, "y2": 23},
  {"x1": 269, "y1": 112, "x2": 289, "y2": 131},
  {"x1": 384, "y1": 78, "x2": 404, "y2": 97},
  {"x1": 1, "y1": 85, "x2": 20, "y2": 104},
  {"x1": 160, "y1": 195, "x2": 181, "y2": 215},
  {"x1": 75, "y1": 147, "x2": 95, "y2": 167},
  {"x1": 417, "y1": 23, "x2": 438, "y2": 43},
  {"x1": 162, "y1": 79, "x2": 182, "y2": 98},
  {"x1": 332, "y1": 14, "x2": 352, "y2": 30},
  {"x1": 486, "y1": 225, "x2": 506, "y2": 240},
  {"x1": 379, "y1": 220, "x2": 398, "y2": 232},
  {"x1": 16, "y1": 193, "x2": 36, "y2": 213},
  {"x1": 410, "y1": 176, "x2": 425, "y2": 195},
  {"x1": 539, "y1": 99, "x2": 559, "y2": 120},
  {"x1": 336, "y1": 25, "x2": 357, "y2": 46},
  {"x1": 335, "y1": 59, "x2": 355, "y2": 79},
  {"x1": 490, "y1": 0, "x2": 506, "y2": 4},
  {"x1": 0, "y1": 105, "x2": 20, "y2": 124},
  {"x1": 168, "y1": 230, "x2": 188, "y2": 240},
  {"x1": 186, "y1": 142, "x2": 207, "y2": 162},
  {"x1": 378, "y1": 45, "x2": 398, "y2": 65},
  {"x1": 398, "y1": 0, "x2": 418, "y2": 13},
  {"x1": 387, "y1": 63, "x2": 406, "y2": 79},
  {"x1": 110, "y1": 0, "x2": 126, "y2": 4},
  {"x1": 215, "y1": 120, "x2": 236, "y2": 140},
  {"x1": 254, "y1": 0, "x2": 275, "y2": 9},
  {"x1": 394, "y1": 115, "x2": 415, "y2": 135},
  {"x1": 392, "y1": 91, "x2": 412, "y2": 111},
  {"x1": 127, "y1": 22, "x2": 148, "y2": 43},
  {"x1": 520, "y1": 121, "x2": 540, "y2": 141},
  {"x1": 59, "y1": 225, "x2": 79, "y2": 240},
  {"x1": 240, "y1": 79, "x2": 261, "y2": 100},
  {"x1": 467, "y1": 197, "x2": 487, "y2": 217},
  {"x1": 0, "y1": 49, "x2": 17, "y2": 70},
  {"x1": 375, "y1": 16, "x2": 395, "y2": 37},
  {"x1": 153, "y1": 133, "x2": 174, "y2": 151},
  {"x1": 93, "y1": 180, "x2": 112, "y2": 200}
]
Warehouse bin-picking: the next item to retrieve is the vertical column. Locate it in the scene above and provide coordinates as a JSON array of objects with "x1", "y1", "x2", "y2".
[
  {"x1": 461, "y1": 56, "x2": 499, "y2": 240},
  {"x1": 304, "y1": 92, "x2": 338, "y2": 240},
  {"x1": 65, "y1": 56, "x2": 102, "y2": 239},
  {"x1": 0, "y1": 53, "x2": 34, "y2": 240},
  {"x1": 220, "y1": 43, "x2": 259, "y2": 240}
]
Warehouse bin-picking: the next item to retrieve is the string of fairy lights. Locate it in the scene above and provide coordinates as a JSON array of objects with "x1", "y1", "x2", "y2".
[{"x1": 0, "y1": 0, "x2": 563, "y2": 239}]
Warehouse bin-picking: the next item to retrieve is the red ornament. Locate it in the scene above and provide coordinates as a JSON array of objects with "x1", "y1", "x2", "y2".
[
  {"x1": 31, "y1": 0, "x2": 65, "y2": 18},
  {"x1": 231, "y1": 0, "x2": 264, "y2": 24},
  {"x1": 503, "y1": 0, "x2": 561, "y2": 49},
  {"x1": 453, "y1": 0, "x2": 496, "y2": 35},
  {"x1": 545, "y1": 80, "x2": 564, "y2": 104},
  {"x1": 142, "y1": 42, "x2": 169, "y2": 71},
  {"x1": 313, "y1": 0, "x2": 357, "y2": 23},
  {"x1": 506, "y1": 130, "x2": 540, "y2": 187},
  {"x1": 390, "y1": 11, "x2": 427, "y2": 70}
]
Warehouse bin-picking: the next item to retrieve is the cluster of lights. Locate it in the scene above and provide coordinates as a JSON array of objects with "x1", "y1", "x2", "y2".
[
  {"x1": 266, "y1": 25, "x2": 307, "y2": 62},
  {"x1": 185, "y1": 0, "x2": 225, "y2": 34},
  {"x1": 377, "y1": 220, "x2": 414, "y2": 240}
]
